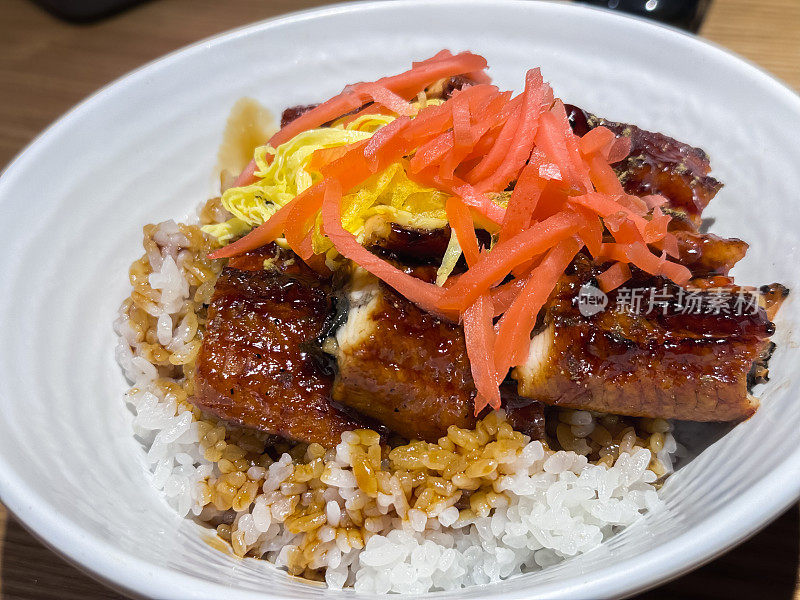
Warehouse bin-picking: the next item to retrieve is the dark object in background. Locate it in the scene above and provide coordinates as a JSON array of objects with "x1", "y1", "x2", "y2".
[
  {"x1": 31, "y1": 0, "x2": 147, "y2": 23},
  {"x1": 575, "y1": 0, "x2": 711, "y2": 32}
]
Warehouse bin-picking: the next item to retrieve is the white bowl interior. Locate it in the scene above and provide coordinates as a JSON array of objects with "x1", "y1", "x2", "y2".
[{"x1": 1, "y1": 2, "x2": 799, "y2": 599}]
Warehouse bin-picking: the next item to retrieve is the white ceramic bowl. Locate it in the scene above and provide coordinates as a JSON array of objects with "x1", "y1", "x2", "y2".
[{"x1": 1, "y1": 1, "x2": 799, "y2": 598}]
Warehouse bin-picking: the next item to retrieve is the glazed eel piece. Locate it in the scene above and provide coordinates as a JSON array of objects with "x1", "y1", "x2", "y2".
[
  {"x1": 327, "y1": 217, "x2": 547, "y2": 443},
  {"x1": 331, "y1": 270, "x2": 544, "y2": 443},
  {"x1": 192, "y1": 244, "x2": 366, "y2": 447},
  {"x1": 565, "y1": 104, "x2": 751, "y2": 279},
  {"x1": 566, "y1": 104, "x2": 723, "y2": 227},
  {"x1": 512, "y1": 255, "x2": 785, "y2": 421}
]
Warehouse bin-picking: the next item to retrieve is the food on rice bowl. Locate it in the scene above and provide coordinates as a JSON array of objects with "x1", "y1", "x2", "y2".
[{"x1": 114, "y1": 50, "x2": 786, "y2": 593}]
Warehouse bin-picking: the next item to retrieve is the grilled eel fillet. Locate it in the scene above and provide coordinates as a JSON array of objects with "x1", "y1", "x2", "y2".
[
  {"x1": 192, "y1": 245, "x2": 365, "y2": 447},
  {"x1": 513, "y1": 256, "x2": 784, "y2": 421},
  {"x1": 565, "y1": 104, "x2": 751, "y2": 281},
  {"x1": 331, "y1": 271, "x2": 544, "y2": 442},
  {"x1": 334, "y1": 257, "x2": 785, "y2": 428},
  {"x1": 566, "y1": 104, "x2": 723, "y2": 227}
]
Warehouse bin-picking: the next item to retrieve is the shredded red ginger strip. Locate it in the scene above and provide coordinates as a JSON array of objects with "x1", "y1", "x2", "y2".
[
  {"x1": 490, "y1": 275, "x2": 528, "y2": 316},
  {"x1": 607, "y1": 136, "x2": 632, "y2": 163},
  {"x1": 308, "y1": 140, "x2": 368, "y2": 172},
  {"x1": 446, "y1": 197, "x2": 481, "y2": 265},
  {"x1": 618, "y1": 194, "x2": 649, "y2": 215},
  {"x1": 641, "y1": 194, "x2": 668, "y2": 209},
  {"x1": 493, "y1": 237, "x2": 582, "y2": 380},
  {"x1": 626, "y1": 243, "x2": 691, "y2": 285},
  {"x1": 447, "y1": 197, "x2": 502, "y2": 413},
  {"x1": 597, "y1": 241, "x2": 691, "y2": 286},
  {"x1": 231, "y1": 161, "x2": 260, "y2": 188},
  {"x1": 584, "y1": 151, "x2": 625, "y2": 195},
  {"x1": 578, "y1": 126, "x2": 616, "y2": 156},
  {"x1": 231, "y1": 50, "x2": 490, "y2": 188},
  {"x1": 644, "y1": 206, "x2": 672, "y2": 244},
  {"x1": 498, "y1": 150, "x2": 545, "y2": 244},
  {"x1": 207, "y1": 187, "x2": 316, "y2": 259},
  {"x1": 474, "y1": 69, "x2": 551, "y2": 193},
  {"x1": 464, "y1": 294, "x2": 501, "y2": 413},
  {"x1": 210, "y1": 55, "x2": 702, "y2": 414},
  {"x1": 450, "y1": 92, "x2": 475, "y2": 153},
  {"x1": 353, "y1": 83, "x2": 415, "y2": 117},
  {"x1": 596, "y1": 261, "x2": 632, "y2": 293},
  {"x1": 534, "y1": 102, "x2": 592, "y2": 193},
  {"x1": 575, "y1": 208, "x2": 604, "y2": 259},
  {"x1": 651, "y1": 228, "x2": 680, "y2": 258},
  {"x1": 284, "y1": 183, "x2": 330, "y2": 260}
]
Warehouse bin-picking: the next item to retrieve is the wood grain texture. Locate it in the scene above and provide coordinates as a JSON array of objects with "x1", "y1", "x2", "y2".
[
  {"x1": 0, "y1": 0, "x2": 798, "y2": 598},
  {"x1": 702, "y1": 0, "x2": 800, "y2": 90}
]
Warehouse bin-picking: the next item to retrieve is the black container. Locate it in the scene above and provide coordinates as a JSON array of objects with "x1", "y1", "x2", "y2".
[
  {"x1": 574, "y1": 0, "x2": 712, "y2": 32},
  {"x1": 31, "y1": 0, "x2": 147, "y2": 23}
]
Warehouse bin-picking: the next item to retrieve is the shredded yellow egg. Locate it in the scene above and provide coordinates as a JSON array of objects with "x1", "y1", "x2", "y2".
[
  {"x1": 435, "y1": 229, "x2": 463, "y2": 286},
  {"x1": 310, "y1": 162, "x2": 449, "y2": 256},
  {"x1": 202, "y1": 217, "x2": 251, "y2": 245},
  {"x1": 202, "y1": 105, "x2": 450, "y2": 254}
]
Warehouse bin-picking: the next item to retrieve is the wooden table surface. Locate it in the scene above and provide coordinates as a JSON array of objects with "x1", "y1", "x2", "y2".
[{"x1": 1, "y1": 0, "x2": 799, "y2": 598}]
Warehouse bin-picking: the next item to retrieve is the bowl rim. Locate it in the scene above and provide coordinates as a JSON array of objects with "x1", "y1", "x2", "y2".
[{"x1": 1, "y1": 1, "x2": 800, "y2": 598}]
